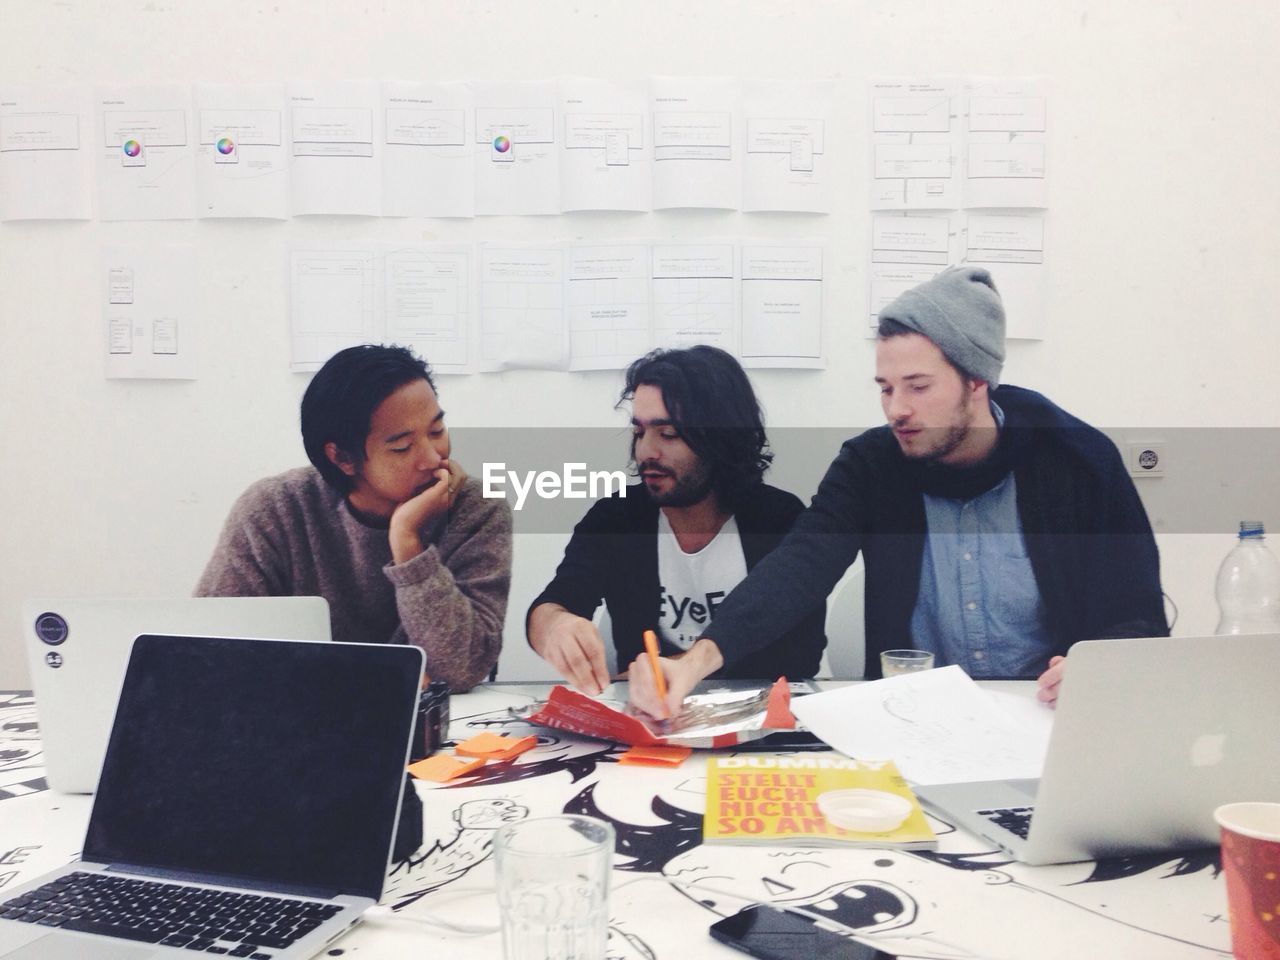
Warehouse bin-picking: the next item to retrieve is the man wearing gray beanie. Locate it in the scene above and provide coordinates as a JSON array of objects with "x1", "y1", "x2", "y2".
[{"x1": 629, "y1": 266, "x2": 1167, "y2": 720}]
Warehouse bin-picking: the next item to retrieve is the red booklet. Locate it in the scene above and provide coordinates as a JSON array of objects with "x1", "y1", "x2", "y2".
[{"x1": 524, "y1": 679, "x2": 796, "y2": 749}]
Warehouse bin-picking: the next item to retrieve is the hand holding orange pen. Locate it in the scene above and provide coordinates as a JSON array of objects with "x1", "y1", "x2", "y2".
[{"x1": 642, "y1": 629, "x2": 668, "y2": 706}]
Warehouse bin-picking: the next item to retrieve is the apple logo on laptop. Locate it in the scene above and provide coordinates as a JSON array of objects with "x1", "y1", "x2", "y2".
[{"x1": 1190, "y1": 733, "x2": 1226, "y2": 767}]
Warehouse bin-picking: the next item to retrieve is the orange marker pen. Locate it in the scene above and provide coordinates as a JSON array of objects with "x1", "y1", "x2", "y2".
[{"x1": 642, "y1": 629, "x2": 668, "y2": 702}]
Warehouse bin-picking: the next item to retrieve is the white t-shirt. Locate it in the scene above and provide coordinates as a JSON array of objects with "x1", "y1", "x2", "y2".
[{"x1": 656, "y1": 512, "x2": 749, "y2": 650}]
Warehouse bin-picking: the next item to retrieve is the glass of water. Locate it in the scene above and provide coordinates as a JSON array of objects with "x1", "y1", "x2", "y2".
[
  {"x1": 880, "y1": 648, "x2": 936, "y2": 677},
  {"x1": 495, "y1": 814, "x2": 613, "y2": 960}
]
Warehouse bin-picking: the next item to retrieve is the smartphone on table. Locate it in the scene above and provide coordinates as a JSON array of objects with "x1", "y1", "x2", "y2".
[{"x1": 710, "y1": 904, "x2": 899, "y2": 960}]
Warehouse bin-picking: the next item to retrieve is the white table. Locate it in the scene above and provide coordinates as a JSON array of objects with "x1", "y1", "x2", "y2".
[{"x1": 0, "y1": 685, "x2": 1231, "y2": 960}]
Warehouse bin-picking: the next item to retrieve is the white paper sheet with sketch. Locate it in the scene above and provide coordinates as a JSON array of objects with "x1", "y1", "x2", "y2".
[
  {"x1": 194, "y1": 84, "x2": 288, "y2": 219},
  {"x1": 869, "y1": 78, "x2": 961, "y2": 210},
  {"x1": 650, "y1": 76, "x2": 740, "y2": 210},
  {"x1": 567, "y1": 244, "x2": 652, "y2": 371},
  {"x1": 559, "y1": 77, "x2": 651, "y2": 212},
  {"x1": 985, "y1": 688, "x2": 1056, "y2": 755},
  {"x1": 868, "y1": 212, "x2": 958, "y2": 328},
  {"x1": 104, "y1": 245, "x2": 197, "y2": 379},
  {"x1": 290, "y1": 248, "x2": 377, "y2": 372},
  {"x1": 382, "y1": 81, "x2": 475, "y2": 218},
  {"x1": 965, "y1": 212, "x2": 1046, "y2": 339},
  {"x1": 96, "y1": 84, "x2": 197, "y2": 221},
  {"x1": 479, "y1": 245, "x2": 567, "y2": 371},
  {"x1": 741, "y1": 79, "x2": 832, "y2": 213},
  {"x1": 965, "y1": 77, "x2": 1048, "y2": 208},
  {"x1": 790, "y1": 666, "x2": 1053, "y2": 785},
  {"x1": 474, "y1": 81, "x2": 559, "y2": 216},
  {"x1": 288, "y1": 80, "x2": 381, "y2": 216},
  {"x1": 739, "y1": 243, "x2": 823, "y2": 368},
  {"x1": 0, "y1": 86, "x2": 93, "y2": 220},
  {"x1": 384, "y1": 245, "x2": 472, "y2": 373},
  {"x1": 651, "y1": 243, "x2": 737, "y2": 353}
]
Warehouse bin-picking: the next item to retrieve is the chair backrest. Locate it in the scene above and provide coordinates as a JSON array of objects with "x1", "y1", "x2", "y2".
[
  {"x1": 820, "y1": 560, "x2": 867, "y2": 679},
  {"x1": 595, "y1": 604, "x2": 619, "y2": 677}
]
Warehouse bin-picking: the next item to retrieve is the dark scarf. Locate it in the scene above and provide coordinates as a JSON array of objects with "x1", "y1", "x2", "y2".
[{"x1": 904, "y1": 418, "x2": 1034, "y2": 501}]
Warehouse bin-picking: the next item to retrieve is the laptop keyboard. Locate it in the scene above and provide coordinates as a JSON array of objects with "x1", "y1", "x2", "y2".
[
  {"x1": 976, "y1": 805, "x2": 1035, "y2": 840},
  {"x1": 0, "y1": 871, "x2": 342, "y2": 956}
]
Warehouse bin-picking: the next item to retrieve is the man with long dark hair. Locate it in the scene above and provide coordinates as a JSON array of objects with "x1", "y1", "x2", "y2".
[
  {"x1": 197, "y1": 344, "x2": 512, "y2": 692},
  {"x1": 526, "y1": 345, "x2": 827, "y2": 693}
]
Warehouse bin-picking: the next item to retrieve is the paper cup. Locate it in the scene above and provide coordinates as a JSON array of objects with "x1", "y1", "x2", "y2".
[{"x1": 1214, "y1": 802, "x2": 1280, "y2": 959}]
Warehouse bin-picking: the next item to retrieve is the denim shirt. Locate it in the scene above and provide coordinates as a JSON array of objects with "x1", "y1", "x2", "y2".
[{"x1": 909, "y1": 407, "x2": 1054, "y2": 678}]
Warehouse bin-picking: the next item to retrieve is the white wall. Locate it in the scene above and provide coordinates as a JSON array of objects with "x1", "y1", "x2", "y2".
[{"x1": 2, "y1": 0, "x2": 1278, "y2": 686}]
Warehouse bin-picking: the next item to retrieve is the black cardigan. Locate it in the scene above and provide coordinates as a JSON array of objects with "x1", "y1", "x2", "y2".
[
  {"x1": 527, "y1": 482, "x2": 829, "y2": 679},
  {"x1": 703, "y1": 385, "x2": 1169, "y2": 678}
]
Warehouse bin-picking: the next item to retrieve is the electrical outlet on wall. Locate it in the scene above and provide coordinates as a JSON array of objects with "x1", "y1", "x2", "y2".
[{"x1": 1126, "y1": 441, "x2": 1167, "y2": 477}]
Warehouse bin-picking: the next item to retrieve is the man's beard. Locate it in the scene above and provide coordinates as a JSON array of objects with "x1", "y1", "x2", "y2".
[
  {"x1": 896, "y1": 399, "x2": 973, "y2": 463},
  {"x1": 904, "y1": 421, "x2": 970, "y2": 462},
  {"x1": 640, "y1": 459, "x2": 715, "y2": 507}
]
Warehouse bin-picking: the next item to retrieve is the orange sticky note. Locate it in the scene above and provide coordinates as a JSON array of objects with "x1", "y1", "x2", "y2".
[
  {"x1": 407, "y1": 754, "x2": 485, "y2": 782},
  {"x1": 454, "y1": 733, "x2": 538, "y2": 762},
  {"x1": 762, "y1": 676, "x2": 797, "y2": 730},
  {"x1": 618, "y1": 745, "x2": 693, "y2": 767}
]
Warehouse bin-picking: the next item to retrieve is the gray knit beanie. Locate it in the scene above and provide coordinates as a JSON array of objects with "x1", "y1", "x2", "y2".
[{"x1": 877, "y1": 266, "x2": 1006, "y2": 387}]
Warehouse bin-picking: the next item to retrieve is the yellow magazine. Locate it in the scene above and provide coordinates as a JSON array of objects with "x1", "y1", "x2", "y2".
[{"x1": 704, "y1": 754, "x2": 937, "y2": 848}]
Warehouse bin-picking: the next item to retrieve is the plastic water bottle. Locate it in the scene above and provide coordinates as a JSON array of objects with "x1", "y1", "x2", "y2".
[{"x1": 1214, "y1": 522, "x2": 1280, "y2": 634}]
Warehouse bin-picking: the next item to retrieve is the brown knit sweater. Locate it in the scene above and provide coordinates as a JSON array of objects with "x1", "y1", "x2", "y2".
[{"x1": 195, "y1": 466, "x2": 511, "y2": 691}]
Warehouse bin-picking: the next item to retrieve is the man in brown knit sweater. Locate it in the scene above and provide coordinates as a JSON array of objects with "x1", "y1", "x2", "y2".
[{"x1": 196, "y1": 344, "x2": 511, "y2": 691}]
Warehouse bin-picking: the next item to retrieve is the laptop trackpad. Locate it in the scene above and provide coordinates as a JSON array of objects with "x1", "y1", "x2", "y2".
[{"x1": 2, "y1": 932, "x2": 161, "y2": 960}]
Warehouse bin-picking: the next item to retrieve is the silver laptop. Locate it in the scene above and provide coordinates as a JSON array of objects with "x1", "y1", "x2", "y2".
[
  {"x1": 916, "y1": 633, "x2": 1280, "y2": 865},
  {"x1": 21, "y1": 597, "x2": 331, "y2": 793},
  {"x1": 0, "y1": 633, "x2": 423, "y2": 960}
]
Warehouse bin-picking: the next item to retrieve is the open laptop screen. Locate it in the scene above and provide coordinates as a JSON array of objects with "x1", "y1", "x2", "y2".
[{"x1": 83, "y1": 635, "x2": 422, "y2": 902}]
